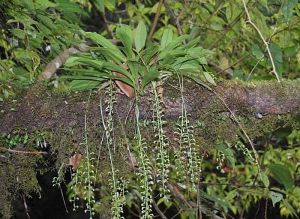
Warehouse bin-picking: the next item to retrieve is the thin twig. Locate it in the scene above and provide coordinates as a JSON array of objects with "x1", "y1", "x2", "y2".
[
  {"x1": 88, "y1": 0, "x2": 114, "y2": 39},
  {"x1": 153, "y1": 199, "x2": 167, "y2": 219},
  {"x1": 0, "y1": 147, "x2": 47, "y2": 155},
  {"x1": 166, "y1": 182, "x2": 223, "y2": 219},
  {"x1": 148, "y1": 0, "x2": 164, "y2": 41},
  {"x1": 22, "y1": 194, "x2": 30, "y2": 219},
  {"x1": 59, "y1": 185, "x2": 69, "y2": 213},
  {"x1": 242, "y1": 0, "x2": 280, "y2": 82},
  {"x1": 216, "y1": 55, "x2": 249, "y2": 76},
  {"x1": 101, "y1": 13, "x2": 114, "y2": 39},
  {"x1": 212, "y1": 91, "x2": 262, "y2": 175},
  {"x1": 247, "y1": 55, "x2": 264, "y2": 80}
]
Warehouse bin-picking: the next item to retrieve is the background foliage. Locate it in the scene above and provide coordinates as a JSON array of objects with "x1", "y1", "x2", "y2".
[{"x1": 0, "y1": 0, "x2": 300, "y2": 218}]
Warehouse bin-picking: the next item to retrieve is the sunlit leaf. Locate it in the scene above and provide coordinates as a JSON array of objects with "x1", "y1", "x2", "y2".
[
  {"x1": 282, "y1": 0, "x2": 297, "y2": 21},
  {"x1": 85, "y1": 32, "x2": 125, "y2": 61},
  {"x1": 203, "y1": 72, "x2": 216, "y2": 86},
  {"x1": 116, "y1": 25, "x2": 133, "y2": 58},
  {"x1": 269, "y1": 163, "x2": 294, "y2": 190},
  {"x1": 261, "y1": 172, "x2": 270, "y2": 188},
  {"x1": 251, "y1": 44, "x2": 264, "y2": 60},
  {"x1": 161, "y1": 28, "x2": 173, "y2": 49},
  {"x1": 142, "y1": 69, "x2": 159, "y2": 89},
  {"x1": 269, "y1": 191, "x2": 283, "y2": 207},
  {"x1": 94, "y1": 0, "x2": 104, "y2": 13},
  {"x1": 135, "y1": 20, "x2": 147, "y2": 52}
]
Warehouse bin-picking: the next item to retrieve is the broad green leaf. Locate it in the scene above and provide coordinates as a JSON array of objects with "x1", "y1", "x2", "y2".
[
  {"x1": 104, "y1": 0, "x2": 115, "y2": 11},
  {"x1": 269, "y1": 191, "x2": 283, "y2": 207},
  {"x1": 269, "y1": 163, "x2": 294, "y2": 190},
  {"x1": 135, "y1": 20, "x2": 147, "y2": 52},
  {"x1": 111, "y1": 75, "x2": 134, "y2": 88},
  {"x1": 261, "y1": 172, "x2": 270, "y2": 188},
  {"x1": 270, "y1": 43, "x2": 283, "y2": 78},
  {"x1": 89, "y1": 47, "x2": 123, "y2": 64},
  {"x1": 116, "y1": 25, "x2": 133, "y2": 58},
  {"x1": 102, "y1": 62, "x2": 134, "y2": 82},
  {"x1": 61, "y1": 69, "x2": 109, "y2": 78},
  {"x1": 127, "y1": 60, "x2": 140, "y2": 80},
  {"x1": 251, "y1": 44, "x2": 264, "y2": 60},
  {"x1": 37, "y1": 14, "x2": 56, "y2": 30},
  {"x1": 64, "y1": 56, "x2": 104, "y2": 69},
  {"x1": 142, "y1": 69, "x2": 159, "y2": 89},
  {"x1": 282, "y1": 0, "x2": 298, "y2": 21},
  {"x1": 270, "y1": 43, "x2": 283, "y2": 63},
  {"x1": 141, "y1": 44, "x2": 159, "y2": 64},
  {"x1": 159, "y1": 35, "x2": 189, "y2": 59},
  {"x1": 203, "y1": 72, "x2": 216, "y2": 86},
  {"x1": 69, "y1": 80, "x2": 102, "y2": 91},
  {"x1": 188, "y1": 47, "x2": 206, "y2": 58},
  {"x1": 161, "y1": 28, "x2": 173, "y2": 49},
  {"x1": 36, "y1": 0, "x2": 56, "y2": 10},
  {"x1": 11, "y1": 29, "x2": 25, "y2": 39},
  {"x1": 84, "y1": 32, "x2": 125, "y2": 61},
  {"x1": 94, "y1": 0, "x2": 105, "y2": 13}
]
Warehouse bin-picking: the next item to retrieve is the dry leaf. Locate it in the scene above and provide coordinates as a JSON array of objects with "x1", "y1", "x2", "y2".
[{"x1": 68, "y1": 153, "x2": 83, "y2": 170}]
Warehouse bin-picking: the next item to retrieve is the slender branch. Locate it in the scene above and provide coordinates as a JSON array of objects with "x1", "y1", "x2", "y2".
[
  {"x1": 166, "y1": 182, "x2": 223, "y2": 219},
  {"x1": 38, "y1": 43, "x2": 90, "y2": 80},
  {"x1": 0, "y1": 147, "x2": 47, "y2": 155},
  {"x1": 242, "y1": 0, "x2": 281, "y2": 82},
  {"x1": 101, "y1": 13, "x2": 114, "y2": 39},
  {"x1": 212, "y1": 91, "x2": 261, "y2": 175},
  {"x1": 217, "y1": 55, "x2": 249, "y2": 74},
  {"x1": 88, "y1": 0, "x2": 114, "y2": 39},
  {"x1": 153, "y1": 199, "x2": 167, "y2": 219},
  {"x1": 147, "y1": 0, "x2": 164, "y2": 41}
]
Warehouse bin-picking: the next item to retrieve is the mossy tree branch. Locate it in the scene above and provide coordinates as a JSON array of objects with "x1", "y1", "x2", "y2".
[{"x1": 0, "y1": 80, "x2": 299, "y2": 138}]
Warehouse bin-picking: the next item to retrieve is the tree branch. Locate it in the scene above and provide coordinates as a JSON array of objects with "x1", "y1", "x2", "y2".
[
  {"x1": 0, "y1": 80, "x2": 299, "y2": 135},
  {"x1": 242, "y1": 0, "x2": 280, "y2": 82},
  {"x1": 147, "y1": 0, "x2": 164, "y2": 41},
  {"x1": 0, "y1": 146, "x2": 47, "y2": 155}
]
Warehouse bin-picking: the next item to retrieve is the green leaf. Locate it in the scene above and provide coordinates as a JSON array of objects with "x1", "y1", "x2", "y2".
[
  {"x1": 64, "y1": 56, "x2": 104, "y2": 70},
  {"x1": 251, "y1": 44, "x2": 264, "y2": 60},
  {"x1": 203, "y1": 72, "x2": 216, "y2": 86},
  {"x1": 11, "y1": 29, "x2": 26, "y2": 40},
  {"x1": 141, "y1": 44, "x2": 159, "y2": 64},
  {"x1": 161, "y1": 28, "x2": 173, "y2": 49},
  {"x1": 159, "y1": 35, "x2": 188, "y2": 60},
  {"x1": 116, "y1": 25, "x2": 133, "y2": 58},
  {"x1": 214, "y1": 143, "x2": 235, "y2": 166},
  {"x1": 69, "y1": 80, "x2": 102, "y2": 91},
  {"x1": 142, "y1": 69, "x2": 159, "y2": 89},
  {"x1": 90, "y1": 47, "x2": 123, "y2": 64},
  {"x1": 187, "y1": 47, "x2": 207, "y2": 58},
  {"x1": 135, "y1": 20, "x2": 147, "y2": 52},
  {"x1": 127, "y1": 60, "x2": 140, "y2": 80},
  {"x1": 270, "y1": 43, "x2": 283, "y2": 63},
  {"x1": 269, "y1": 191, "x2": 283, "y2": 207},
  {"x1": 102, "y1": 62, "x2": 134, "y2": 83},
  {"x1": 94, "y1": 0, "x2": 105, "y2": 13},
  {"x1": 84, "y1": 32, "x2": 125, "y2": 61},
  {"x1": 104, "y1": 0, "x2": 115, "y2": 11},
  {"x1": 269, "y1": 163, "x2": 294, "y2": 190},
  {"x1": 270, "y1": 43, "x2": 283, "y2": 78},
  {"x1": 261, "y1": 172, "x2": 270, "y2": 188},
  {"x1": 61, "y1": 70, "x2": 109, "y2": 78},
  {"x1": 282, "y1": 0, "x2": 298, "y2": 21}
]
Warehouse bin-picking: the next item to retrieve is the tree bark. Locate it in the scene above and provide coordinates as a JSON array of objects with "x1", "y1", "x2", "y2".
[{"x1": 0, "y1": 80, "x2": 299, "y2": 135}]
